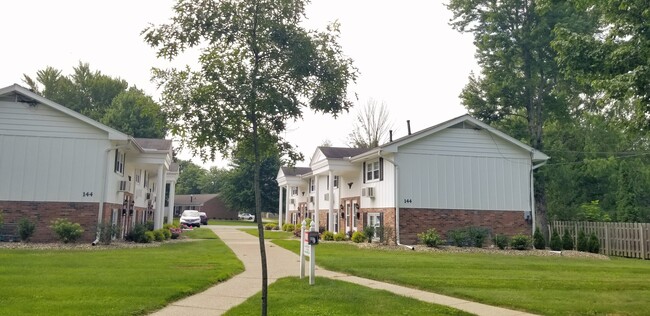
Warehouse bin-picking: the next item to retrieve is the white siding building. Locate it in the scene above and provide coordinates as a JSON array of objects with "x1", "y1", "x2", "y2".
[
  {"x1": 0, "y1": 84, "x2": 178, "y2": 242},
  {"x1": 277, "y1": 114, "x2": 549, "y2": 244}
]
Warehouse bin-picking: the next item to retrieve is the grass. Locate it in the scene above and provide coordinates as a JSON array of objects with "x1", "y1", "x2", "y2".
[
  {"x1": 240, "y1": 228, "x2": 294, "y2": 239},
  {"x1": 224, "y1": 277, "x2": 472, "y2": 316},
  {"x1": 273, "y1": 240, "x2": 650, "y2": 316},
  {"x1": 0, "y1": 229, "x2": 243, "y2": 316},
  {"x1": 207, "y1": 219, "x2": 258, "y2": 226}
]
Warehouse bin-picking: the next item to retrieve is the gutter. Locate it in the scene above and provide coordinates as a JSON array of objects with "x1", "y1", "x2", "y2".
[
  {"x1": 379, "y1": 151, "x2": 415, "y2": 250},
  {"x1": 93, "y1": 140, "x2": 131, "y2": 245}
]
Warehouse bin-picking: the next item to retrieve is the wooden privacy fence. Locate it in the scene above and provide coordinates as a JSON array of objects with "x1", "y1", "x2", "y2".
[{"x1": 551, "y1": 221, "x2": 650, "y2": 260}]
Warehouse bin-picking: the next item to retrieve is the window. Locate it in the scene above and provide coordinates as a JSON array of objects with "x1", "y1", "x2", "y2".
[
  {"x1": 366, "y1": 161, "x2": 380, "y2": 181},
  {"x1": 334, "y1": 175, "x2": 339, "y2": 188},
  {"x1": 143, "y1": 170, "x2": 149, "y2": 188},
  {"x1": 134, "y1": 169, "x2": 141, "y2": 183},
  {"x1": 114, "y1": 150, "x2": 125, "y2": 175},
  {"x1": 291, "y1": 187, "x2": 298, "y2": 196},
  {"x1": 309, "y1": 178, "x2": 315, "y2": 192}
]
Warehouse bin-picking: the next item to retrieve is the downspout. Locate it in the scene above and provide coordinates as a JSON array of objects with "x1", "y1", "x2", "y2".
[
  {"x1": 93, "y1": 140, "x2": 131, "y2": 245},
  {"x1": 379, "y1": 151, "x2": 415, "y2": 250}
]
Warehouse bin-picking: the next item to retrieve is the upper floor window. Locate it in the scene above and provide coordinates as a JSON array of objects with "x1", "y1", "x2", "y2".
[
  {"x1": 364, "y1": 158, "x2": 383, "y2": 182},
  {"x1": 291, "y1": 186, "x2": 298, "y2": 196},
  {"x1": 134, "y1": 169, "x2": 142, "y2": 183},
  {"x1": 326, "y1": 175, "x2": 339, "y2": 189},
  {"x1": 114, "y1": 150, "x2": 125, "y2": 175},
  {"x1": 309, "y1": 178, "x2": 315, "y2": 192}
]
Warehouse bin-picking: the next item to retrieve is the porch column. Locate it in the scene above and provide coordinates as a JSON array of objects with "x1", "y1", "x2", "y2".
[
  {"x1": 314, "y1": 175, "x2": 320, "y2": 229},
  {"x1": 328, "y1": 170, "x2": 334, "y2": 232},
  {"x1": 284, "y1": 185, "x2": 290, "y2": 227},
  {"x1": 167, "y1": 180, "x2": 176, "y2": 224},
  {"x1": 155, "y1": 165, "x2": 165, "y2": 230},
  {"x1": 278, "y1": 186, "x2": 284, "y2": 228}
]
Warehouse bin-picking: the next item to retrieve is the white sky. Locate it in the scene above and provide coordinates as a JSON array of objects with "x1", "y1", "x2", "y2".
[{"x1": 1, "y1": 0, "x2": 477, "y2": 169}]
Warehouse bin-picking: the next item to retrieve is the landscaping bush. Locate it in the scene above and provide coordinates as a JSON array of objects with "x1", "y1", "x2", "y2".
[
  {"x1": 468, "y1": 226, "x2": 490, "y2": 247},
  {"x1": 97, "y1": 222, "x2": 120, "y2": 245},
  {"x1": 533, "y1": 226, "x2": 545, "y2": 250},
  {"x1": 447, "y1": 228, "x2": 470, "y2": 247},
  {"x1": 588, "y1": 232, "x2": 600, "y2": 254},
  {"x1": 145, "y1": 221, "x2": 154, "y2": 231},
  {"x1": 293, "y1": 228, "x2": 302, "y2": 238},
  {"x1": 143, "y1": 231, "x2": 154, "y2": 243},
  {"x1": 493, "y1": 234, "x2": 508, "y2": 250},
  {"x1": 125, "y1": 224, "x2": 150, "y2": 243},
  {"x1": 333, "y1": 232, "x2": 347, "y2": 241},
  {"x1": 577, "y1": 230, "x2": 588, "y2": 252},
  {"x1": 51, "y1": 219, "x2": 84, "y2": 244},
  {"x1": 264, "y1": 223, "x2": 277, "y2": 230},
  {"x1": 346, "y1": 230, "x2": 354, "y2": 239},
  {"x1": 18, "y1": 218, "x2": 36, "y2": 242},
  {"x1": 170, "y1": 227, "x2": 181, "y2": 239},
  {"x1": 362, "y1": 226, "x2": 375, "y2": 243},
  {"x1": 351, "y1": 231, "x2": 366, "y2": 243},
  {"x1": 562, "y1": 229, "x2": 574, "y2": 250},
  {"x1": 376, "y1": 226, "x2": 394, "y2": 245},
  {"x1": 418, "y1": 228, "x2": 442, "y2": 247},
  {"x1": 162, "y1": 228, "x2": 171, "y2": 240},
  {"x1": 510, "y1": 234, "x2": 532, "y2": 250},
  {"x1": 153, "y1": 229, "x2": 165, "y2": 242},
  {"x1": 282, "y1": 223, "x2": 295, "y2": 232},
  {"x1": 322, "y1": 231, "x2": 334, "y2": 241},
  {"x1": 550, "y1": 229, "x2": 562, "y2": 251}
]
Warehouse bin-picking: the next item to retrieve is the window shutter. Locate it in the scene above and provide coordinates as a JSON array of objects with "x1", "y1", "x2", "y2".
[
  {"x1": 114, "y1": 150, "x2": 119, "y2": 172},
  {"x1": 379, "y1": 157, "x2": 384, "y2": 181},
  {"x1": 363, "y1": 162, "x2": 366, "y2": 183}
]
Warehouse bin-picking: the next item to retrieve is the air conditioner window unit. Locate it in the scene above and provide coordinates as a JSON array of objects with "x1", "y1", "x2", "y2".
[{"x1": 362, "y1": 187, "x2": 375, "y2": 198}]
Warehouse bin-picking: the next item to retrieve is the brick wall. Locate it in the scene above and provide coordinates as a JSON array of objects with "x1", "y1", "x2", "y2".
[
  {"x1": 0, "y1": 201, "x2": 100, "y2": 243},
  {"x1": 399, "y1": 208, "x2": 532, "y2": 245}
]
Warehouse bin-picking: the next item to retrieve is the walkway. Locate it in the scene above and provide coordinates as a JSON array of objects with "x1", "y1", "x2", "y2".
[{"x1": 150, "y1": 226, "x2": 537, "y2": 316}]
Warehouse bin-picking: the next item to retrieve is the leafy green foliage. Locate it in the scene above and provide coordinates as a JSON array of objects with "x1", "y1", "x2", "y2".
[
  {"x1": 533, "y1": 226, "x2": 546, "y2": 250},
  {"x1": 97, "y1": 222, "x2": 120, "y2": 245},
  {"x1": 50, "y1": 219, "x2": 84, "y2": 243},
  {"x1": 282, "y1": 223, "x2": 295, "y2": 232},
  {"x1": 510, "y1": 234, "x2": 532, "y2": 250},
  {"x1": 125, "y1": 223, "x2": 150, "y2": 244},
  {"x1": 550, "y1": 229, "x2": 563, "y2": 251},
  {"x1": 418, "y1": 229, "x2": 443, "y2": 247},
  {"x1": 577, "y1": 200, "x2": 611, "y2": 222},
  {"x1": 588, "y1": 232, "x2": 600, "y2": 254},
  {"x1": 577, "y1": 230, "x2": 588, "y2": 252},
  {"x1": 447, "y1": 227, "x2": 489, "y2": 247},
  {"x1": 17, "y1": 218, "x2": 36, "y2": 242},
  {"x1": 493, "y1": 234, "x2": 508, "y2": 250},
  {"x1": 562, "y1": 229, "x2": 574, "y2": 250},
  {"x1": 351, "y1": 231, "x2": 366, "y2": 243},
  {"x1": 264, "y1": 223, "x2": 277, "y2": 230},
  {"x1": 362, "y1": 226, "x2": 375, "y2": 243},
  {"x1": 321, "y1": 231, "x2": 334, "y2": 241},
  {"x1": 333, "y1": 232, "x2": 347, "y2": 241},
  {"x1": 447, "y1": 229, "x2": 470, "y2": 247},
  {"x1": 152, "y1": 229, "x2": 165, "y2": 242}
]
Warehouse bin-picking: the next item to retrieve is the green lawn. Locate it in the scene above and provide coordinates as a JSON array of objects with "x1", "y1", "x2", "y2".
[
  {"x1": 224, "y1": 277, "x2": 472, "y2": 316},
  {"x1": 0, "y1": 230, "x2": 243, "y2": 316},
  {"x1": 240, "y1": 228, "x2": 294, "y2": 239},
  {"x1": 207, "y1": 219, "x2": 258, "y2": 226},
  {"x1": 273, "y1": 240, "x2": 650, "y2": 316}
]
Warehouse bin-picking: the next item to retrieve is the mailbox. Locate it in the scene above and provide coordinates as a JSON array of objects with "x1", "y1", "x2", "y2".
[{"x1": 307, "y1": 231, "x2": 319, "y2": 245}]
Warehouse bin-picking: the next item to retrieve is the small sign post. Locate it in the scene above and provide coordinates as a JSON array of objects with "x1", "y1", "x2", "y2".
[
  {"x1": 299, "y1": 220, "x2": 306, "y2": 279},
  {"x1": 298, "y1": 220, "x2": 318, "y2": 285}
]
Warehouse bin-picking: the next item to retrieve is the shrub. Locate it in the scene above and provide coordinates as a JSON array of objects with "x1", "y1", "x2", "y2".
[
  {"x1": 161, "y1": 228, "x2": 172, "y2": 240},
  {"x1": 51, "y1": 218, "x2": 84, "y2": 244},
  {"x1": 145, "y1": 221, "x2": 154, "y2": 231},
  {"x1": 170, "y1": 227, "x2": 182, "y2": 239},
  {"x1": 125, "y1": 224, "x2": 150, "y2": 243},
  {"x1": 468, "y1": 226, "x2": 490, "y2": 247},
  {"x1": 376, "y1": 226, "x2": 394, "y2": 244},
  {"x1": 533, "y1": 226, "x2": 545, "y2": 250},
  {"x1": 418, "y1": 228, "x2": 442, "y2": 247},
  {"x1": 447, "y1": 229, "x2": 470, "y2": 247},
  {"x1": 293, "y1": 228, "x2": 302, "y2": 238},
  {"x1": 18, "y1": 218, "x2": 36, "y2": 242},
  {"x1": 562, "y1": 229, "x2": 574, "y2": 250},
  {"x1": 510, "y1": 234, "x2": 532, "y2": 250},
  {"x1": 322, "y1": 231, "x2": 334, "y2": 241},
  {"x1": 143, "y1": 231, "x2": 154, "y2": 243},
  {"x1": 577, "y1": 230, "x2": 588, "y2": 252},
  {"x1": 282, "y1": 223, "x2": 295, "y2": 232},
  {"x1": 97, "y1": 222, "x2": 120, "y2": 245},
  {"x1": 549, "y1": 229, "x2": 562, "y2": 251},
  {"x1": 588, "y1": 232, "x2": 600, "y2": 253},
  {"x1": 362, "y1": 226, "x2": 375, "y2": 243},
  {"x1": 351, "y1": 231, "x2": 366, "y2": 243},
  {"x1": 264, "y1": 223, "x2": 277, "y2": 230},
  {"x1": 346, "y1": 230, "x2": 354, "y2": 239},
  {"x1": 333, "y1": 232, "x2": 347, "y2": 241},
  {"x1": 493, "y1": 234, "x2": 508, "y2": 250},
  {"x1": 152, "y1": 229, "x2": 165, "y2": 242}
]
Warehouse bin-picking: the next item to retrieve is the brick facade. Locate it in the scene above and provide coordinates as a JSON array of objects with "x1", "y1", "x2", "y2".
[{"x1": 399, "y1": 208, "x2": 532, "y2": 245}]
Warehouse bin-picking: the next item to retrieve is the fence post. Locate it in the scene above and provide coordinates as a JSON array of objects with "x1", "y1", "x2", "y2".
[
  {"x1": 604, "y1": 223, "x2": 609, "y2": 256},
  {"x1": 640, "y1": 223, "x2": 646, "y2": 260}
]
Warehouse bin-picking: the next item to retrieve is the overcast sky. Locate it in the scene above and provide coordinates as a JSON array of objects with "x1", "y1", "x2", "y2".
[{"x1": 1, "y1": 0, "x2": 478, "y2": 168}]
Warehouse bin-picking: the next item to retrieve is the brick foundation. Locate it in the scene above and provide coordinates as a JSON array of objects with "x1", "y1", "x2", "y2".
[{"x1": 399, "y1": 208, "x2": 532, "y2": 245}]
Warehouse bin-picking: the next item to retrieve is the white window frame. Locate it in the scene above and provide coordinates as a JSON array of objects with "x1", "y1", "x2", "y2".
[
  {"x1": 327, "y1": 175, "x2": 340, "y2": 189},
  {"x1": 309, "y1": 178, "x2": 315, "y2": 192},
  {"x1": 291, "y1": 186, "x2": 298, "y2": 196},
  {"x1": 366, "y1": 160, "x2": 380, "y2": 182},
  {"x1": 114, "y1": 150, "x2": 125, "y2": 175}
]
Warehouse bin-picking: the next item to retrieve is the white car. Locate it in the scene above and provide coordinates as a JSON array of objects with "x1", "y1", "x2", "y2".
[
  {"x1": 180, "y1": 210, "x2": 201, "y2": 227},
  {"x1": 238, "y1": 213, "x2": 254, "y2": 220}
]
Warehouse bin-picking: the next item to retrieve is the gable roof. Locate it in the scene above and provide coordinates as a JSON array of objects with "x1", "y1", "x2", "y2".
[
  {"x1": 174, "y1": 194, "x2": 219, "y2": 206},
  {"x1": 280, "y1": 166, "x2": 312, "y2": 177},
  {"x1": 318, "y1": 147, "x2": 370, "y2": 159},
  {"x1": 0, "y1": 84, "x2": 128, "y2": 141},
  {"x1": 352, "y1": 114, "x2": 549, "y2": 162},
  {"x1": 133, "y1": 138, "x2": 173, "y2": 152}
]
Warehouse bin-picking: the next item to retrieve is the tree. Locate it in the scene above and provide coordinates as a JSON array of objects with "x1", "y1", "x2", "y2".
[
  {"x1": 446, "y1": 0, "x2": 597, "y2": 238},
  {"x1": 23, "y1": 63, "x2": 167, "y2": 138},
  {"x1": 200, "y1": 166, "x2": 228, "y2": 194},
  {"x1": 175, "y1": 160, "x2": 207, "y2": 195},
  {"x1": 143, "y1": 1, "x2": 357, "y2": 313},
  {"x1": 348, "y1": 98, "x2": 393, "y2": 148}
]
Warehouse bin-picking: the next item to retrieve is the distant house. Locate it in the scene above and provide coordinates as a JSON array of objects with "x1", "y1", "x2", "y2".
[
  {"x1": 0, "y1": 84, "x2": 178, "y2": 242},
  {"x1": 174, "y1": 194, "x2": 238, "y2": 220},
  {"x1": 276, "y1": 114, "x2": 549, "y2": 244}
]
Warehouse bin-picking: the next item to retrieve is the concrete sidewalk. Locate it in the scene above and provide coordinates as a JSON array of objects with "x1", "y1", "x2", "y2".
[{"x1": 150, "y1": 226, "x2": 537, "y2": 316}]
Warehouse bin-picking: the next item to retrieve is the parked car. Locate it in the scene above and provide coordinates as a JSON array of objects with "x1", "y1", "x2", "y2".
[
  {"x1": 199, "y1": 212, "x2": 208, "y2": 225},
  {"x1": 238, "y1": 213, "x2": 254, "y2": 220},
  {"x1": 180, "y1": 210, "x2": 201, "y2": 227}
]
